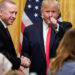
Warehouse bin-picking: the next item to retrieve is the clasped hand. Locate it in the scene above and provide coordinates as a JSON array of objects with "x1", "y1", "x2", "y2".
[{"x1": 21, "y1": 56, "x2": 31, "y2": 68}]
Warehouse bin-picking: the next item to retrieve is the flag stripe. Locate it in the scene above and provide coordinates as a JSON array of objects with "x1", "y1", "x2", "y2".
[
  {"x1": 22, "y1": 12, "x2": 33, "y2": 26},
  {"x1": 21, "y1": 22, "x2": 26, "y2": 33}
]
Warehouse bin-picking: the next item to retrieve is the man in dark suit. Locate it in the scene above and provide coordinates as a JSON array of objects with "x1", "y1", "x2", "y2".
[
  {"x1": 21, "y1": 0, "x2": 72, "y2": 75},
  {"x1": 0, "y1": 0, "x2": 21, "y2": 69}
]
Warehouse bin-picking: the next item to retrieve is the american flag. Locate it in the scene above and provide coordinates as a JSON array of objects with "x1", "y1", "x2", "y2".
[
  {"x1": 19, "y1": 0, "x2": 43, "y2": 56},
  {"x1": 18, "y1": 0, "x2": 43, "y2": 74}
]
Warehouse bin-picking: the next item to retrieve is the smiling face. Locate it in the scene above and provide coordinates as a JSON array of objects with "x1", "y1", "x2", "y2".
[
  {"x1": 41, "y1": 0, "x2": 59, "y2": 25},
  {"x1": 0, "y1": 2, "x2": 17, "y2": 25}
]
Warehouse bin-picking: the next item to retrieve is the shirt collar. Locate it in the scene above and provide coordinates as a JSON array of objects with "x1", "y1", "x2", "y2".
[
  {"x1": 0, "y1": 19, "x2": 7, "y2": 28},
  {"x1": 43, "y1": 20, "x2": 49, "y2": 30}
]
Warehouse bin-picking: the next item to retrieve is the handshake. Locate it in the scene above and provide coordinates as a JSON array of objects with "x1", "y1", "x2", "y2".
[{"x1": 21, "y1": 56, "x2": 31, "y2": 68}]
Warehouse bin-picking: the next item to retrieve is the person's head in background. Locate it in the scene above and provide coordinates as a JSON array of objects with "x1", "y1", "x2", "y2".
[
  {"x1": 41, "y1": 0, "x2": 60, "y2": 26},
  {"x1": 0, "y1": 0, "x2": 17, "y2": 26},
  {"x1": 5, "y1": 70, "x2": 24, "y2": 75},
  {"x1": 50, "y1": 28, "x2": 75, "y2": 74}
]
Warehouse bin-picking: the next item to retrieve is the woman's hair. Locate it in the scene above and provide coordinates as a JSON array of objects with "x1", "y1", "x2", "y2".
[
  {"x1": 50, "y1": 28, "x2": 75, "y2": 74},
  {"x1": 41, "y1": 0, "x2": 60, "y2": 12}
]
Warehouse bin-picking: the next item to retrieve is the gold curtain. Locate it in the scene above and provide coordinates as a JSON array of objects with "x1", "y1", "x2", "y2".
[
  {"x1": 58, "y1": 0, "x2": 75, "y2": 28},
  {"x1": 8, "y1": 0, "x2": 26, "y2": 54}
]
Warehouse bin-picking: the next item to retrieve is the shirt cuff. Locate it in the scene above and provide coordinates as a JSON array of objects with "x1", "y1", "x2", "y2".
[{"x1": 54, "y1": 23, "x2": 59, "y2": 33}]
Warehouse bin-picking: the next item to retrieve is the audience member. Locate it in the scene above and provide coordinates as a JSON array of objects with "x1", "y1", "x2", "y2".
[
  {"x1": 50, "y1": 28, "x2": 75, "y2": 75},
  {"x1": 0, "y1": 0, "x2": 21, "y2": 70}
]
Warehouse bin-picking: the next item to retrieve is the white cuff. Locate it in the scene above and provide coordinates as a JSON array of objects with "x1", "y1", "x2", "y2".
[{"x1": 54, "y1": 23, "x2": 59, "y2": 33}]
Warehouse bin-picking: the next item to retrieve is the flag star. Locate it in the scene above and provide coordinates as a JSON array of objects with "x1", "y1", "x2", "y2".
[
  {"x1": 34, "y1": 13, "x2": 38, "y2": 17},
  {"x1": 28, "y1": 4, "x2": 31, "y2": 8},
  {"x1": 36, "y1": 0, "x2": 39, "y2": 2},
  {"x1": 35, "y1": 6, "x2": 39, "y2": 10}
]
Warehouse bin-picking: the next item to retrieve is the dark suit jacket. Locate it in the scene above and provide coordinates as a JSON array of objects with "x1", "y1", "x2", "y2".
[
  {"x1": 0, "y1": 21, "x2": 21, "y2": 70},
  {"x1": 54, "y1": 62, "x2": 75, "y2": 75},
  {"x1": 21, "y1": 21, "x2": 72, "y2": 75}
]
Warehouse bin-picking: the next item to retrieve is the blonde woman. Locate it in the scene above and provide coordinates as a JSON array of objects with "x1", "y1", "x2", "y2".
[{"x1": 50, "y1": 28, "x2": 75, "y2": 75}]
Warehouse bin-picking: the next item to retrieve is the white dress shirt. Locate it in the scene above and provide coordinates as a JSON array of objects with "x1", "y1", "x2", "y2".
[
  {"x1": 43, "y1": 20, "x2": 49, "y2": 53},
  {"x1": 0, "y1": 19, "x2": 7, "y2": 28},
  {"x1": 43, "y1": 20, "x2": 59, "y2": 53}
]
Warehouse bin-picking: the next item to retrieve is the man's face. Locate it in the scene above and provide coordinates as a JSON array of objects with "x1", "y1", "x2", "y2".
[
  {"x1": 41, "y1": 5, "x2": 59, "y2": 25},
  {"x1": 0, "y1": 2, "x2": 17, "y2": 25}
]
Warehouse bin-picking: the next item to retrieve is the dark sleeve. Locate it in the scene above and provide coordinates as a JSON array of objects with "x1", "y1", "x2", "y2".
[
  {"x1": 0, "y1": 37, "x2": 21, "y2": 70},
  {"x1": 21, "y1": 28, "x2": 30, "y2": 58},
  {"x1": 50, "y1": 22, "x2": 72, "y2": 58},
  {"x1": 57, "y1": 22, "x2": 72, "y2": 37},
  {"x1": 0, "y1": 47, "x2": 21, "y2": 70},
  {"x1": 11, "y1": 57, "x2": 21, "y2": 70}
]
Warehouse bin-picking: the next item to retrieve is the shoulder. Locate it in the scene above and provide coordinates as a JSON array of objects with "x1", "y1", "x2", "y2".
[
  {"x1": 63, "y1": 62, "x2": 75, "y2": 68},
  {"x1": 58, "y1": 21, "x2": 72, "y2": 26},
  {"x1": 55, "y1": 62, "x2": 75, "y2": 75},
  {"x1": 24, "y1": 22, "x2": 42, "y2": 32},
  {"x1": 66, "y1": 63, "x2": 75, "y2": 75},
  {"x1": 62, "y1": 62, "x2": 75, "y2": 74},
  {"x1": 58, "y1": 21, "x2": 72, "y2": 29}
]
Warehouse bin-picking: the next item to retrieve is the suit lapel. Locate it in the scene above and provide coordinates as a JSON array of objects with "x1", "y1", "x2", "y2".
[
  {"x1": 50, "y1": 28, "x2": 56, "y2": 50},
  {"x1": 0, "y1": 21, "x2": 16, "y2": 56},
  {"x1": 49, "y1": 28, "x2": 56, "y2": 58},
  {"x1": 37, "y1": 23, "x2": 56, "y2": 61},
  {"x1": 37, "y1": 23, "x2": 46, "y2": 61},
  {"x1": 0, "y1": 21, "x2": 12, "y2": 41}
]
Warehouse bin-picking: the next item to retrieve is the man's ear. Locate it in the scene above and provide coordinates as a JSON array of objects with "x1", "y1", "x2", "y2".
[
  {"x1": 41, "y1": 10, "x2": 44, "y2": 19},
  {"x1": 41, "y1": 16, "x2": 44, "y2": 19}
]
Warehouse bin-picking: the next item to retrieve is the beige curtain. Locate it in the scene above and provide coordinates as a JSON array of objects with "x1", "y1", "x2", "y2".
[{"x1": 58, "y1": 0, "x2": 75, "y2": 28}]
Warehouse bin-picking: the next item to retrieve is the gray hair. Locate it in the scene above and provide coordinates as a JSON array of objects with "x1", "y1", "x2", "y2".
[
  {"x1": 0, "y1": 0, "x2": 16, "y2": 10},
  {"x1": 41, "y1": 0, "x2": 60, "y2": 12}
]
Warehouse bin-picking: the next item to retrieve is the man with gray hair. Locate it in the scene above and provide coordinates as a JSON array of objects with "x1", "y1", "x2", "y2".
[{"x1": 0, "y1": 0, "x2": 21, "y2": 70}]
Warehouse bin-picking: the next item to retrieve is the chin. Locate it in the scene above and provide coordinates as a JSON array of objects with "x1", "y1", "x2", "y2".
[
  {"x1": 9, "y1": 22, "x2": 13, "y2": 25},
  {"x1": 7, "y1": 23, "x2": 13, "y2": 25},
  {"x1": 48, "y1": 21, "x2": 51, "y2": 24}
]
